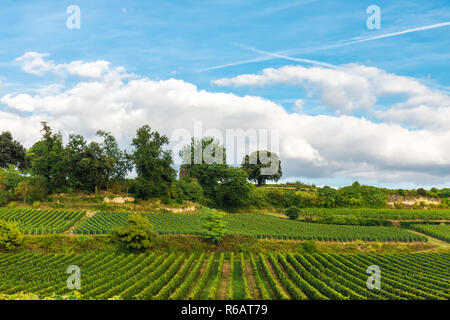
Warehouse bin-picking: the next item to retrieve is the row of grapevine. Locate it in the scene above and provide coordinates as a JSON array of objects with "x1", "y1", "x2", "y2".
[
  {"x1": 408, "y1": 224, "x2": 450, "y2": 242},
  {"x1": 0, "y1": 208, "x2": 85, "y2": 234},
  {"x1": 0, "y1": 251, "x2": 448, "y2": 299},
  {"x1": 73, "y1": 211, "x2": 427, "y2": 242},
  {"x1": 206, "y1": 253, "x2": 224, "y2": 300},
  {"x1": 300, "y1": 208, "x2": 450, "y2": 220}
]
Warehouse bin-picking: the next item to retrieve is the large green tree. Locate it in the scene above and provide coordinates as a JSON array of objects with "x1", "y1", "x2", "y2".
[
  {"x1": 213, "y1": 167, "x2": 251, "y2": 210},
  {"x1": 97, "y1": 130, "x2": 133, "y2": 187},
  {"x1": 131, "y1": 125, "x2": 176, "y2": 199},
  {"x1": 66, "y1": 134, "x2": 113, "y2": 192},
  {"x1": 241, "y1": 150, "x2": 282, "y2": 186},
  {"x1": 179, "y1": 137, "x2": 227, "y2": 196},
  {"x1": 0, "y1": 131, "x2": 27, "y2": 170},
  {"x1": 28, "y1": 122, "x2": 66, "y2": 192},
  {"x1": 180, "y1": 137, "x2": 251, "y2": 209}
]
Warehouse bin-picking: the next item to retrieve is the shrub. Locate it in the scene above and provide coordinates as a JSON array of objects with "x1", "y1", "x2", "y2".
[
  {"x1": 285, "y1": 206, "x2": 300, "y2": 220},
  {"x1": 0, "y1": 192, "x2": 7, "y2": 207},
  {"x1": 7, "y1": 201, "x2": 17, "y2": 209},
  {"x1": 0, "y1": 219, "x2": 23, "y2": 251},
  {"x1": 100, "y1": 201, "x2": 109, "y2": 211},
  {"x1": 111, "y1": 213, "x2": 157, "y2": 251},
  {"x1": 32, "y1": 201, "x2": 40, "y2": 209},
  {"x1": 300, "y1": 241, "x2": 318, "y2": 253},
  {"x1": 201, "y1": 208, "x2": 227, "y2": 243}
]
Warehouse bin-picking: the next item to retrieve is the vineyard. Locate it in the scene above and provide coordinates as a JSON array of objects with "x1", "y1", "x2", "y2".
[
  {"x1": 73, "y1": 212, "x2": 426, "y2": 242},
  {"x1": 0, "y1": 251, "x2": 448, "y2": 300},
  {"x1": 0, "y1": 208, "x2": 85, "y2": 234},
  {"x1": 301, "y1": 208, "x2": 450, "y2": 220},
  {"x1": 408, "y1": 224, "x2": 450, "y2": 242}
]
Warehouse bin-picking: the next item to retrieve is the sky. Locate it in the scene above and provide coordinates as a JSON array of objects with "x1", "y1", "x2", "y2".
[{"x1": 0, "y1": 0, "x2": 449, "y2": 188}]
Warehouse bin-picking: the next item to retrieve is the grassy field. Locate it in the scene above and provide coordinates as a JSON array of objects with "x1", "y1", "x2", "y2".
[
  {"x1": 72, "y1": 211, "x2": 427, "y2": 242},
  {"x1": 0, "y1": 250, "x2": 448, "y2": 300}
]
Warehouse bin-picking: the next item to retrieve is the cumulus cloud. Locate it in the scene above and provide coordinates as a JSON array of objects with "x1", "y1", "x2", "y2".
[
  {"x1": 15, "y1": 52, "x2": 117, "y2": 79},
  {"x1": 1, "y1": 55, "x2": 450, "y2": 186},
  {"x1": 212, "y1": 64, "x2": 450, "y2": 122}
]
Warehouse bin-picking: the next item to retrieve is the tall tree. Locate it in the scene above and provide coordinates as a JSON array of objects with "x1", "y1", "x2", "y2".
[
  {"x1": 241, "y1": 150, "x2": 282, "y2": 186},
  {"x1": 131, "y1": 125, "x2": 176, "y2": 199},
  {"x1": 179, "y1": 137, "x2": 227, "y2": 193},
  {"x1": 28, "y1": 122, "x2": 66, "y2": 191},
  {"x1": 66, "y1": 134, "x2": 113, "y2": 192},
  {"x1": 179, "y1": 137, "x2": 251, "y2": 209},
  {"x1": 0, "y1": 131, "x2": 27, "y2": 170},
  {"x1": 96, "y1": 130, "x2": 132, "y2": 186}
]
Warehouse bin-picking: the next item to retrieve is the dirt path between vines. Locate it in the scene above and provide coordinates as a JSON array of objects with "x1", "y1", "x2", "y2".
[
  {"x1": 408, "y1": 230, "x2": 450, "y2": 252},
  {"x1": 64, "y1": 210, "x2": 97, "y2": 234},
  {"x1": 244, "y1": 261, "x2": 260, "y2": 299},
  {"x1": 217, "y1": 261, "x2": 231, "y2": 300}
]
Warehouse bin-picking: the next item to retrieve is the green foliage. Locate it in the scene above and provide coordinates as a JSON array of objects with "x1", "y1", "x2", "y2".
[
  {"x1": 0, "y1": 208, "x2": 85, "y2": 234},
  {"x1": 7, "y1": 201, "x2": 17, "y2": 208},
  {"x1": 0, "y1": 131, "x2": 28, "y2": 170},
  {"x1": 96, "y1": 130, "x2": 133, "y2": 183},
  {"x1": 201, "y1": 209, "x2": 227, "y2": 243},
  {"x1": 179, "y1": 138, "x2": 251, "y2": 210},
  {"x1": 213, "y1": 167, "x2": 251, "y2": 210},
  {"x1": 408, "y1": 223, "x2": 450, "y2": 242},
  {"x1": 241, "y1": 150, "x2": 282, "y2": 185},
  {"x1": 0, "y1": 219, "x2": 23, "y2": 251},
  {"x1": 28, "y1": 122, "x2": 67, "y2": 192},
  {"x1": 111, "y1": 213, "x2": 158, "y2": 250},
  {"x1": 75, "y1": 211, "x2": 426, "y2": 242},
  {"x1": 175, "y1": 177, "x2": 205, "y2": 203},
  {"x1": 66, "y1": 134, "x2": 113, "y2": 192},
  {"x1": 417, "y1": 188, "x2": 427, "y2": 196},
  {"x1": 0, "y1": 191, "x2": 7, "y2": 207},
  {"x1": 131, "y1": 125, "x2": 176, "y2": 199},
  {"x1": 285, "y1": 206, "x2": 300, "y2": 220},
  {"x1": 0, "y1": 251, "x2": 447, "y2": 300},
  {"x1": 299, "y1": 241, "x2": 318, "y2": 253},
  {"x1": 179, "y1": 137, "x2": 226, "y2": 188}
]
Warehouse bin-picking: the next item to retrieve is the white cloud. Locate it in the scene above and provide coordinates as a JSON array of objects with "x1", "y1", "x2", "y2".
[
  {"x1": 1, "y1": 56, "x2": 450, "y2": 186},
  {"x1": 15, "y1": 52, "x2": 55, "y2": 75},
  {"x1": 293, "y1": 99, "x2": 305, "y2": 113},
  {"x1": 213, "y1": 64, "x2": 450, "y2": 123},
  {"x1": 15, "y1": 52, "x2": 119, "y2": 79}
]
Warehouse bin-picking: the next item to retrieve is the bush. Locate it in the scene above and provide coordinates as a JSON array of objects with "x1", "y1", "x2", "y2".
[
  {"x1": 300, "y1": 241, "x2": 318, "y2": 253},
  {"x1": 111, "y1": 213, "x2": 157, "y2": 251},
  {"x1": 7, "y1": 202, "x2": 17, "y2": 209},
  {"x1": 0, "y1": 192, "x2": 7, "y2": 207},
  {"x1": 285, "y1": 206, "x2": 300, "y2": 220},
  {"x1": 100, "y1": 201, "x2": 109, "y2": 211},
  {"x1": 201, "y1": 208, "x2": 227, "y2": 243},
  {"x1": 32, "y1": 201, "x2": 40, "y2": 209},
  {"x1": 176, "y1": 178, "x2": 205, "y2": 204},
  {"x1": 0, "y1": 219, "x2": 23, "y2": 251}
]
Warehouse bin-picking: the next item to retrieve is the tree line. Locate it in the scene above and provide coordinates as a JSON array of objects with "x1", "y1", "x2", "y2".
[{"x1": 0, "y1": 123, "x2": 282, "y2": 210}]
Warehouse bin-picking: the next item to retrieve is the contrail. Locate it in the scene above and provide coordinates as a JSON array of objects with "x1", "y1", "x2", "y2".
[
  {"x1": 199, "y1": 22, "x2": 450, "y2": 72},
  {"x1": 342, "y1": 21, "x2": 450, "y2": 45},
  {"x1": 249, "y1": 47, "x2": 339, "y2": 69}
]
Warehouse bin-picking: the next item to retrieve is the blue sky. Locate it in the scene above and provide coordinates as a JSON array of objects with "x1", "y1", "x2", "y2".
[{"x1": 0, "y1": 0, "x2": 449, "y2": 188}]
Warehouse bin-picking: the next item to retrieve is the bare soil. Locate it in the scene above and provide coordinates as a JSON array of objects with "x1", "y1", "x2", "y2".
[{"x1": 217, "y1": 261, "x2": 231, "y2": 300}]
